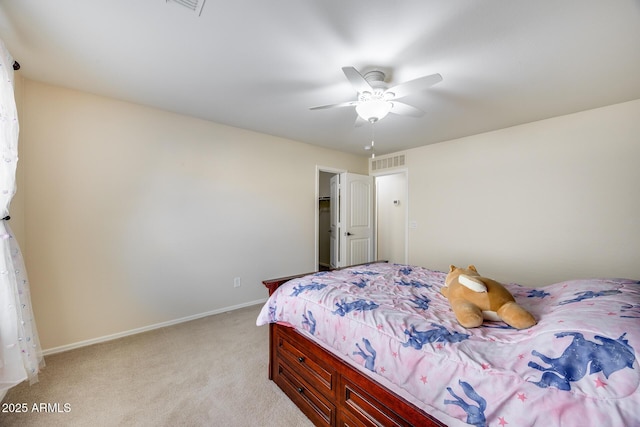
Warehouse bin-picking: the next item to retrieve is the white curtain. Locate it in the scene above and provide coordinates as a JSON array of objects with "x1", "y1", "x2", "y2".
[{"x1": 0, "y1": 39, "x2": 44, "y2": 394}]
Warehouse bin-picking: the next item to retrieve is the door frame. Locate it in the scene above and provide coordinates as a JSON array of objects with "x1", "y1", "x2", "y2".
[
  {"x1": 372, "y1": 168, "x2": 409, "y2": 265},
  {"x1": 315, "y1": 166, "x2": 347, "y2": 270}
]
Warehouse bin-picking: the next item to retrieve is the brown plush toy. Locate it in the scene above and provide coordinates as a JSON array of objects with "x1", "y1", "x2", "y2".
[{"x1": 441, "y1": 265, "x2": 536, "y2": 329}]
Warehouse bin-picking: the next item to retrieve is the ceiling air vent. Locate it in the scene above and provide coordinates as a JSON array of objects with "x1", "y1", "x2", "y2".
[
  {"x1": 167, "y1": 0, "x2": 206, "y2": 16},
  {"x1": 370, "y1": 153, "x2": 406, "y2": 173}
]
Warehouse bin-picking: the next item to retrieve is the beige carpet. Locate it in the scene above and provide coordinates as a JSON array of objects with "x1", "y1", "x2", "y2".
[{"x1": 0, "y1": 305, "x2": 314, "y2": 427}]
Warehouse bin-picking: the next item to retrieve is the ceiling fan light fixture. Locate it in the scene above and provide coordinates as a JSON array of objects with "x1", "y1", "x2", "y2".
[{"x1": 356, "y1": 99, "x2": 392, "y2": 123}]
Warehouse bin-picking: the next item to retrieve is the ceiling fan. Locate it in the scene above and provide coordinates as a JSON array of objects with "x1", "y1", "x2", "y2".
[{"x1": 310, "y1": 66, "x2": 442, "y2": 125}]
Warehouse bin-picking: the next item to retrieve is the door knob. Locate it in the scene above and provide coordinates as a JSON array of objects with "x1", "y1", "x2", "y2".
[{"x1": 346, "y1": 232, "x2": 353, "y2": 236}]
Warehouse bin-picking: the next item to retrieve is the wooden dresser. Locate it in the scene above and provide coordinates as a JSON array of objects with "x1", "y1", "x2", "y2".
[{"x1": 263, "y1": 273, "x2": 446, "y2": 427}]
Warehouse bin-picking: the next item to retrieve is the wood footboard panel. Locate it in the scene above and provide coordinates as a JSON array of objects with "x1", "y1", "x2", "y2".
[{"x1": 263, "y1": 265, "x2": 447, "y2": 427}]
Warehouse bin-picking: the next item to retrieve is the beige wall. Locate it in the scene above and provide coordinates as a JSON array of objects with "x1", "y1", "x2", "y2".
[
  {"x1": 18, "y1": 80, "x2": 368, "y2": 351},
  {"x1": 405, "y1": 99, "x2": 640, "y2": 286}
]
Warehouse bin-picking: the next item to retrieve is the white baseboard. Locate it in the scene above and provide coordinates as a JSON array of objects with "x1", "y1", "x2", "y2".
[{"x1": 42, "y1": 298, "x2": 268, "y2": 356}]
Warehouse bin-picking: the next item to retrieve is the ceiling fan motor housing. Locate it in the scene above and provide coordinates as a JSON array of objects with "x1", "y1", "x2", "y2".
[{"x1": 360, "y1": 70, "x2": 393, "y2": 102}]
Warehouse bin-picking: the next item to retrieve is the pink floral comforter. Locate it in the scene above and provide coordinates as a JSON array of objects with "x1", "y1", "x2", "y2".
[{"x1": 256, "y1": 263, "x2": 640, "y2": 426}]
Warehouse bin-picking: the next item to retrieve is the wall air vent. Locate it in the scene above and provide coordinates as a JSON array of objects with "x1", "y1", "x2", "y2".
[
  {"x1": 370, "y1": 153, "x2": 406, "y2": 173},
  {"x1": 167, "y1": 0, "x2": 206, "y2": 16}
]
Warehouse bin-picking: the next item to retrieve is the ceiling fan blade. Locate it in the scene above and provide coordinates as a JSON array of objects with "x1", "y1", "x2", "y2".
[
  {"x1": 390, "y1": 101, "x2": 424, "y2": 117},
  {"x1": 309, "y1": 100, "x2": 358, "y2": 110},
  {"x1": 342, "y1": 66, "x2": 373, "y2": 94},
  {"x1": 386, "y1": 73, "x2": 442, "y2": 99}
]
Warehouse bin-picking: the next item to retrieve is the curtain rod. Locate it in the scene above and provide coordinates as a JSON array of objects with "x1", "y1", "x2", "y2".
[{"x1": 13, "y1": 61, "x2": 20, "y2": 71}]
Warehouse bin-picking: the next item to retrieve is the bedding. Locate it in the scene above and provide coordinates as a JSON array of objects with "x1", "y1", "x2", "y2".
[{"x1": 257, "y1": 262, "x2": 640, "y2": 426}]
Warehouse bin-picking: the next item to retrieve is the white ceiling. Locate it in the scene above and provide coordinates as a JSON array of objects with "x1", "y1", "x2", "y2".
[{"x1": 1, "y1": 1, "x2": 639, "y2": 156}]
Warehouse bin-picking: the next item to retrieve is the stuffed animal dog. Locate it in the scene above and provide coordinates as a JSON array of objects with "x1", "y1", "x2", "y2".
[{"x1": 441, "y1": 265, "x2": 536, "y2": 329}]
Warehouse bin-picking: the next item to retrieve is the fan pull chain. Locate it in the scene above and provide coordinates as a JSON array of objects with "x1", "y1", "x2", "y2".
[{"x1": 370, "y1": 121, "x2": 376, "y2": 159}]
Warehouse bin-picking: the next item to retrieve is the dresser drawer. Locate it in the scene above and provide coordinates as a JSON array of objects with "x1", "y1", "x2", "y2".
[
  {"x1": 275, "y1": 360, "x2": 336, "y2": 426},
  {"x1": 276, "y1": 329, "x2": 336, "y2": 396},
  {"x1": 340, "y1": 378, "x2": 412, "y2": 427},
  {"x1": 337, "y1": 409, "x2": 369, "y2": 427}
]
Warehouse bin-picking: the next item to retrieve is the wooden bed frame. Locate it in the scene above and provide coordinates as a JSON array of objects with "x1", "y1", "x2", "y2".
[{"x1": 262, "y1": 265, "x2": 447, "y2": 427}]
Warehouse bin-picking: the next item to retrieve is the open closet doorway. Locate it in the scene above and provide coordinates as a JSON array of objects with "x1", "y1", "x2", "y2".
[
  {"x1": 375, "y1": 171, "x2": 408, "y2": 264},
  {"x1": 318, "y1": 170, "x2": 338, "y2": 270}
]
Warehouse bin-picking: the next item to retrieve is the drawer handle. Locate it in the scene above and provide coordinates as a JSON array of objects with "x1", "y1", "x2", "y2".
[
  {"x1": 298, "y1": 356, "x2": 305, "y2": 363},
  {"x1": 297, "y1": 387, "x2": 304, "y2": 394}
]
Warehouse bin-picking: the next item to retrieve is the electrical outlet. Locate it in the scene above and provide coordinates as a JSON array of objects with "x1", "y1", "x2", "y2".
[{"x1": 233, "y1": 277, "x2": 241, "y2": 288}]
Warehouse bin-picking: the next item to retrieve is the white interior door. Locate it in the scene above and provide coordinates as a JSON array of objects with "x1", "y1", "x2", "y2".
[
  {"x1": 341, "y1": 172, "x2": 374, "y2": 266},
  {"x1": 329, "y1": 174, "x2": 339, "y2": 269}
]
